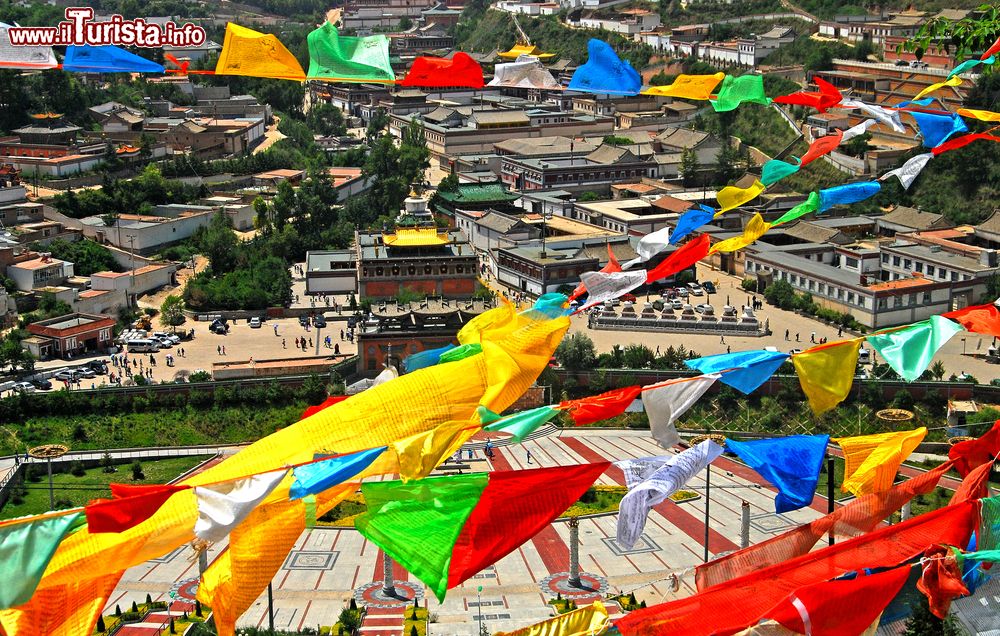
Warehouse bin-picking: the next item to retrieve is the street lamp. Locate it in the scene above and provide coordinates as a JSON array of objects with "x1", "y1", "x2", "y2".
[
  {"x1": 476, "y1": 585, "x2": 483, "y2": 636},
  {"x1": 28, "y1": 444, "x2": 69, "y2": 510}
]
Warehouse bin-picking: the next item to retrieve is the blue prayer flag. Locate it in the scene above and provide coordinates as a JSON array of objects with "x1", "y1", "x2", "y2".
[
  {"x1": 818, "y1": 181, "x2": 881, "y2": 212},
  {"x1": 910, "y1": 110, "x2": 968, "y2": 148},
  {"x1": 685, "y1": 350, "x2": 788, "y2": 394},
  {"x1": 63, "y1": 45, "x2": 165, "y2": 73},
  {"x1": 568, "y1": 39, "x2": 641, "y2": 96},
  {"x1": 726, "y1": 434, "x2": 829, "y2": 513},
  {"x1": 528, "y1": 293, "x2": 570, "y2": 319},
  {"x1": 669, "y1": 205, "x2": 716, "y2": 245},
  {"x1": 289, "y1": 446, "x2": 386, "y2": 500},
  {"x1": 403, "y1": 344, "x2": 456, "y2": 373}
]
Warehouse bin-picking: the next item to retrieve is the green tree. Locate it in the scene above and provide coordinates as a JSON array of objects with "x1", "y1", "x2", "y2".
[
  {"x1": 159, "y1": 295, "x2": 185, "y2": 327},
  {"x1": 763, "y1": 280, "x2": 796, "y2": 310},
  {"x1": 578, "y1": 191, "x2": 600, "y2": 202},
  {"x1": 554, "y1": 333, "x2": 597, "y2": 372},
  {"x1": 680, "y1": 147, "x2": 699, "y2": 187},
  {"x1": 902, "y1": 596, "x2": 963, "y2": 636},
  {"x1": 43, "y1": 239, "x2": 121, "y2": 276},
  {"x1": 196, "y1": 212, "x2": 239, "y2": 274},
  {"x1": 929, "y1": 360, "x2": 946, "y2": 381},
  {"x1": 338, "y1": 607, "x2": 362, "y2": 632},
  {"x1": 399, "y1": 119, "x2": 430, "y2": 186},
  {"x1": 622, "y1": 344, "x2": 655, "y2": 369},
  {"x1": 366, "y1": 108, "x2": 390, "y2": 142},
  {"x1": 306, "y1": 102, "x2": 348, "y2": 137}
]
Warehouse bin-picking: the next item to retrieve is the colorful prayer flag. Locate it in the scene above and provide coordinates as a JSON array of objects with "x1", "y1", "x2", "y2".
[
  {"x1": 800, "y1": 131, "x2": 844, "y2": 166},
  {"x1": 496, "y1": 601, "x2": 608, "y2": 636},
  {"x1": 726, "y1": 435, "x2": 829, "y2": 513},
  {"x1": 643, "y1": 73, "x2": 725, "y2": 100},
  {"x1": 289, "y1": 447, "x2": 387, "y2": 500},
  {"x1": 931, "y1": 131, "x2": 1000, "y2": 156},
  {"x1": 917, "y1": 544, "x2": 968, "y2": 618},
  {"x1": 0, "y1": 513, "x2": 83, "y2": 609},
  {"x1": 560, "y1": 386, "x2": 642, "y2": 426},
  {"x1": 391, "y1": 419, "x2": 478, "y2": 482},
  {"x1": 949, "y1": 59, "x2": 986, "y2": 78},
  {"x1": 570, "y1": 244, "x2": 620, "y2": 301},
  {"x1": 482, "y1": 406, "x2": 560, "y2": 442},
  {"x1": 913, "y1": 76, "x2": 962, "y2": 102},
  {"x1": 818, "y1": 181, "x2": 881, "y2": 212},
  {"x1": 880, "y1": 153, "x2": 933, "y2": 190},
  {"x1": 943, "y1": 300, "x2": 1000, "y2": 337},
  {"x1": 404, "y1": 343, "x2": 457, "y2": 372},
  {"x1": 717, "y1": 179, "x2": 765, "y2": 214},
  {"x1": 356, "y1": 463, "x2": 608, "y2": 601},
  {"x1": 771, "y1": 191, "x2": 820, "y2": 226},
  {"x1": 669, "y1": 205, "x2": 716, "y2": 244},
  {"x1": 709, "y1": 213, "x2": 770, "y2": 254},
  {"x1": 910, "y1": 110, "x2": 968, "y2": 148},
  {"x1": 686, "y1": 349, "x2": 789, "y2": 394},
  {"x1": 301, "y1": 395, "x2": 350, "y2": 419},
  {"x1": 646, "y1": 234, "x2": 710, "y2": 284},
  {"x1": 983, "y1": 36, "x2": 1000, "y2": 60},
  {"x1": 793, "y1": 340, "x2": 861, "y2": 414},
  {"x1": 579, "y1": 270, "x2": 647, "y2": 308},
  {"x1": 958, "y1": 107, "x2": 1000, "y2": 122},
  {"x1": 771, "y1": 76, "x2": 842, "y2": 112},
  {"x1": 438, "y1": 343, "x2": 482, "y2": 364},
  {"x1": 841, "y1": 119, "x2": 877, "y2": 142},
  {"x1": 835, "y1": 428, "x2": 927, "y2": 496},
  {"x1": 568, "y1": 39, "x2": 641, "y2": 95},
  {"x1": 307, "y1": 22, "x2": 394, "y2": 82},
  {"x1": 866, "y1": 315, "x2": 963, "y2": 381},
  {"x1": 85, "y1": 485, "x2": 187, "y2": 533},
  {"x1": 215, "y1": 23, "x2": 305, "y2": 80},
  {"x1": 401, "y1": 52, "x2": 483, "y2": 88},
  {"x1": 193, "y1": 470, "x2": 287, "y2": 543},
  {"x1": 489, "y1": 55, "x2": 562, "y2": 89},
  {"x1": 948, "y1": 419, "x2": 1000, "y2": 477},
  {"x1": 642, "y1": 375, "x2": 720, "y2": 449},
  {"x1": 712, "y1": 74, "x2": 769, "y2": 112},
  {"x1": 842, "y1": 99, "x2": 905, "y2": 132},
  {"x1": 622, "y1": 226, "x2": 671, "y2": 269},
  {"x1": 761, "y1": 158, "x2": 800, "y2": 186},
  {"x1": 63, "y1": 45, "x2": 164, "y2": 73}
]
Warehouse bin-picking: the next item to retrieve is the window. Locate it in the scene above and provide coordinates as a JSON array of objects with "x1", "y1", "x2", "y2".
[
  {"x1": 892, "y1": 296, "x2": 900, "y2": 308},
  {"x1": 375, "y1": 267, "x2": 384, "y2": 276},
  {"x1": 846, "y1": 257, "x2": 859, "y2": 268},
  {"x1": 927, "y1": 265, "x2": 935, "y2": 276},
  {"x1": 878, "y1": 297, "x2": 887, "y2": 309},
  {"x1": 915, "y1": 262, "x2": 923, "y2": 273},
  {"x1": 847, "y1": 292, "x2": 855, "y2": 303},
  {"x1": 904, "y1": 259, "x2": 911, "y2": 269},
  {"x1": 923, "y1": 292, "x2": 932, "y2": 305},
  {"x1": 951, "y1": 271, "x2": 959, "y2": 281},
  {"x1": 909, "y1": 294, "x2": 917, "y2": 306},
  {"x1": 456, "y1": 265, "x2": 464, "y2": 274},
  {"x1": 881, "y1": 254, "x2": 889, "y2": 263},
  {"x1": 440, "y1": 265, "x2": 448, "y2": 274},
  {"x1": 424, "y1": 265, "x2": 432, "y2": 274},
  {"x1": 408, "y1": 266, "x2": 416, "y2": 275},
  {"x1": 892, "y1": 256, "x2": 901, "y2": 266}
]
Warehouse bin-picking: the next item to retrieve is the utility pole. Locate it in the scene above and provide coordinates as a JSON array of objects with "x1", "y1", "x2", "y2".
[
  {"x1": 568, "y1": 516, "x2": 581, "y2": 588},
  {"x1": 740, "y1": 501, "x2": 750, "y2": 549},
  {"x1": 126, "y1": 234, "x2": 137, "y2": 304}
]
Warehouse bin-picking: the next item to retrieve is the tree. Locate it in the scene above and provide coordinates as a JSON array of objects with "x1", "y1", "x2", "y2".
[
  {"x1": 160, "y1": 295, "x2": 185, "y2": 327},
  {"x1": 44, "y1": 239, "x2": 121, "y2": 276},
  {"x1": 196, "y1": 212, "x2": 239, "y2": 274},
  {"x1": 399, "y1": 120, "x2": 430, "y2": 186},
  {"x1": 715, "y1": 140, "x2": 742, "y2": 183},
  {"x1": 905, "y1": 11, "x2": 1000, "y2": 62},
  {"x1": 842, "y1": 132, "x2": 871, "y2": 158},
  {"x1": 366, "y1": 108, "x2": 390, "y2": 142},
  {"x1": 338, "y1": 607, "x2": 361, "y2": 632},
  {"x1": 902, "y1": 596, "x2": 963, "y2": 636},
  {"x1": 622, "y1": 344, "x2": 655, "y2": 369},
  {"x1": 679, "y1": 147, "x2": 699, "y2": 187},
  {"x1": 578, "y1": 191, "x2": 600, "y2": 202},
  {"x1": 307, "y1": 102, "x2": 348, "y2": 137},
  {"x1": 853, "y1": 38, "x2": 876, "y2": 61},
  {"x1": 554, "y1": 333, "x2": 597, "y2": 372},
  {"x1": 131, "y1": 461, "x2": 144, "y2": 480},
  {"x1": 763, "y1": 280, "x2": 796, "y2": 310},
  {"x1": 96, "y1": 616, "x2": 106, "y2": 632},
  {"x1": 929, "y1": 360, "x2": 946, "y2": 381}
]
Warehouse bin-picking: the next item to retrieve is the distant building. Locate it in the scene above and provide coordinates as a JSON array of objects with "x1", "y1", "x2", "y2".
[
  {"x1": 494, "y1": 238, "x2": 636, "y2": 295},
  {"x1": 3, "y1": 250, "x2": 73, "y2": 292},
  {"x1": 23, "y1": 312, "x2": 116, "y2": 360},
  {"x1": 876, "y1": 205, "x2": 953, "y2": 236},
  {"x1": 433, "y1": 180, "x2": 521, "y2": 225},
  {"x1": 305, "y1": 250, "x2": 357, "y2": 295},
  {"x1": 79, "y1": 202, "x2": 255, "y2": 254},
  {"x1": 500, "y1": 144, "x2": 657, "y2": 194}
]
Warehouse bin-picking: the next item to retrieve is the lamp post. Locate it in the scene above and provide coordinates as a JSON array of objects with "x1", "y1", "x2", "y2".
[
  {"x1": 476, "y1": 585, "x2": 483, "y2": 636},
  {"x1": 125, "y1": 234, "x2": 137, "y2": 303},
  {"x1": 689, "y1": 434, "x2": 725, "y2": 563},
  {"x1": 28, "y1": 444, "x2": 69, "y2": 510}
]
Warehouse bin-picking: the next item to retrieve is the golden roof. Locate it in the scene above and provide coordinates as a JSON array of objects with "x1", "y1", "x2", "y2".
[
  {"x1": 498, "y1": 43, "x2": 556, "y2": 60},
  {"x1": 29, "y1": 112, "x2": 63, "y2": 120},
  {"x1": 382, "y1": 227, "x2": 450, "y2": 246}
]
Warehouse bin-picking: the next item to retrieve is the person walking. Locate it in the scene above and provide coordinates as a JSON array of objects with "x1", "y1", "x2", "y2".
[
  {"x1": 526, "y1": 450, "x2": 532, "y2": 465},
  {"x1": 810, "y1": 331, "x2": 816, "y2": 344},
  {"x1": 222, "y1": 346, "x2": 226, "y2": 355},
  {"x1": 217, "y1": 345, "x2": 221, "y2": 355},
  {"x1": 282, "y1": 339, "x2": 287, "y2": 349},
  {"x1": 274, "y1": 324, "x2": 279, "y2": 336},
  {"x1": 785, "y1": 329, "x2": 789, "y2": 341},
  {"x1": 334, "y1": 343, "x2": 340, "y2": 355}
]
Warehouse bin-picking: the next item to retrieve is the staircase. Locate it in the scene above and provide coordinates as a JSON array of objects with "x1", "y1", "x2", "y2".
[{"x1": 359, "y1": 605, "x2": 406, "y2": 636}]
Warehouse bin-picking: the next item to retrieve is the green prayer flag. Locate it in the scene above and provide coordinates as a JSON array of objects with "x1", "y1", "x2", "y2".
[
  {"x1": 979, "y1": 496, "x2": 1000, "y2": 551},
  {"x1": 712, "y1": 74, "x2": 770, "y2": 112},
  {"x1": 772, "y1": 191, "x2": 820, "y2": 226},
  {"x1": 761, "y1": 158, "x2": 801, "y2": 186},
  {"x1": 307, "y1": 22, "x2": 394, "y2": 82},
  {"x1": 355, "y1": 473, "x2": 488, "y2": 602},
  {"x1": 304, "y1": 495, "x2": 317, "y2": 529},
  {"x1": 438, "y1": 343, "x2": 482, "y2": 365},
  {"x1": 0, "y1": 512, "x2": 83, "y2": 608},
  {"x1": 866, "y1": 315, "x2": 963, "y2": 382},
  {"x1": 483, "y1": 406, "x2": 559, "y2": 442}
]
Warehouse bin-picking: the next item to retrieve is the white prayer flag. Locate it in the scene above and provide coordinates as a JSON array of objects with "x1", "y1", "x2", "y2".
[
  {"x1": 194, "y1": 469, "x2": 288, "y2": 543},
  {"x1": 642, "y1": 375, "x2": 720, "y2": 449},
  {"x1": 372, "y1": 365, "x2": 398, "y2": 387},
  {"x1": 616, "y1": 440, "x2": 724, "y2": 549},
  {"x1": 840, "y1": 119, "x2": 876, "y2": 142},
  {"x1": 0, "y1": 24, "x2": 57, "y2": 69},
  {"x1": 615, "y1": 457, "x2": 673, "y2": 488},
  {"x1": 622, "y1": 226, "x2": 671, "y2": 270},
  {"x1": 841, "y1": 100, "x2": 905, "y2": 133},
  {"x1": 879, "y1": 153, "x2": 933, "y2": 190},
  {"x1": 580, "y1": 269, "x2": 647, "y2": 308},
  {"x1": 488, "y1": 55, "x2": 562, "y2": 90}
]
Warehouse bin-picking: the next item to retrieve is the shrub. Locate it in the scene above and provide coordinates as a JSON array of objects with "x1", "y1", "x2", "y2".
[
  {"x1": 70, "y1": 460, "x2": 86, "y2": 477},
  {"x1": 131, "y1": 461, "x2": 145, "y2": 480},
  {"x1": 188, "y1": 371, "x2": 212, "y2": 383},
  {"x1": 145, "y1": 593, "x2": 152, "y2": 605},
  {"x1": 54, "y1": 497, "x2": 74, "y2": 509},
  {"x1": 120, "y1": 611, "x2": 142, "y2": 622},
  {"x1": 409, "y1": 626, "x2": 418, "y2": 636},
  {"x1": 26, "y1": 465, "x2": 42, "y2": 483},
  {"x1": 741, "y1": 278, "x2": 756, "y2": 292},
  {"x1": 130, "y1": 601, "x2": 138, "y2": 613},
  {"x1": 115, "y1": 605, "x2": 121, "y2": 617},
  {"x1": 96, "y1": 615, "x2": 107, "y2": 632},
  {"x1": 101, "y1": 452, "x2": 116, "y2": 473}
]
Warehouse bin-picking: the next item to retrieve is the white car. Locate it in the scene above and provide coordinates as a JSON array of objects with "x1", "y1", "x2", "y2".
[
  {"x1": 249, "y1": 317, "x2": 262, "y2": 328},
  {"x1": 153, "y1": 332, "x2": 181, "y2": 345},
  {"x1": 670, "y1": 299, "x2": 683, "y2": 310},
  {"x1": 676, "y1": 288, "x2": 689, "y2": 298},
  {"x1": 11, "y1": 382, "x2": 35, "y2": 394},
  {"x1": 688, "y1": 283, "x2": 705, "y2": 296},
  {"x1": 153, "y1": 337, "x2": 173, "y2": 349}
]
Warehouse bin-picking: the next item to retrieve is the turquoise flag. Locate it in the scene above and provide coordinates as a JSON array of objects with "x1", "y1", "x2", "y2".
[
  {"x1": 761, "y1": 158, "x2": 800, "y2": 186},
  {"x1": 404, "y1": 344, "x2": 456, "y2": 373},
  {"x1": 685, "y1": 350, "x2": 788, "y2": 394},
  {"x1": 866, "y1": 315, "x2": 964, "y2": 381},
  {"x1": 481, "y1": 406, "x2": 559, "y2": 442},
  {"x1": 0, "y1": 512, "x2": 83, "y2": 608}
]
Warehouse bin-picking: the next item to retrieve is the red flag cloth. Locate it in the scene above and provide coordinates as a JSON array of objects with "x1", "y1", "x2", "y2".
[
  {"x1": 948, "y1": 420, "x2": 1000, "y2": 477},
  {"x1": 559, "y1": 386, "x2": 642, "y2": 425},
  {"x1": 943, "y1": 302, "x2": 1000, "y2": 337},
  {"x1": 569, "y1": 243, "x2": 621, "y2": 301},
  {"x1": 950, "y1": 457, "x2": 995, "y2": 504},
  {"x1": 86, "y1": 484, "x2": 188, "y2": 533},
  {"x1": 917, "y1": 544, "x2": 969, "y2": 618},
  {"x1": 697, "y1": 461, "x2": 953, "y2": 590},
  {"x1": 447, "y1": 462, "x2": 609, "y2": 588},
  {"x1": 932, "y1": 132, "x2": 1000, "y2": 156},
  {"x1": 983, "y1": 35, "x2": 1000, "y2": 60},
  {"x1": 616, "y1": 502, "x2": 978, "y2": 636},
  {"x1": 764, "y1": 565, "x2": 911, "y2": 636},
  {"x1": 800, "y1": 130, "x2": 844, "y2": 166},
  {"x1": 301, "y1": 395, "x2": 350, "y2": 420},
  {"x1": 772, "y1": 77, "x2": 842, "y2": 113},
  {"x1": 400, "y1": 52, "x2": 484, "y2": 88},
  {"x1": 645, "y1": 234, "x2": 711, "y2": 284}
]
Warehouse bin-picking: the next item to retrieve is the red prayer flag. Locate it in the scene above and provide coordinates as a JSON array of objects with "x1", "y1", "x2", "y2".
[
  {"x1": 559, "y1": 386, "x2": 642, "y2": 425},
  {"x1": 983, "y1": 35, "x2": 1000, "y2": 60},
  {"x1": 943, "y1": 302, "x2": 1000, "y2": 337},
  {"x1": 400, "y1": 52, "x2": 484, "y2": 88},
  {"x1": 86, "y1": 484, "x2": 187, "y2": 533},
  {"x1": 948, "y1": 420, "x2": 1000, "y2": 478},
  {"x1": 917, "y1": 544, "x2": 968, "y2": 618},
  {"x1": 800, "y1": 130, "x2": 844, "y2": 166},
  {"x1": 932, "y1": 132, "x2": 1000, "y2": 156},
  {"x1": 447, "y1": 462, "x2": 609, "y2": 588},
  {"x1": 645, "y1": 234, "x2": 710, "y2": 284},
  {"x1": 301, "y1": 395, "x2": 350, "y2": 419},
  {"x1": 764, "y1": 565, "x2": 911, "y2": 636},
  {"x1": 569, "y1": 243, "x2": 621, "y2": 301},
  {"x1": 772, "y1": 77, "x2": 842, "y2": 113}
]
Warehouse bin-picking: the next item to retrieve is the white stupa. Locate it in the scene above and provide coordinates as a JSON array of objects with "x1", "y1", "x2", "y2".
[{"x1": 397, "y1": 189, "x2": 434, "y2": 226}]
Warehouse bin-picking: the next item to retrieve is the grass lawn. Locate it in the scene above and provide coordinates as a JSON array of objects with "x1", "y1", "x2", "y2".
[{"x1": 3, "y1": 455, "x2": 212, "y2": 520}]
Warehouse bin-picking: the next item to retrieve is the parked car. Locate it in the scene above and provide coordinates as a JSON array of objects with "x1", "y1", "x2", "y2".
[
  {"x1": 53, "y1": 369, "x2": 76, "y2": 382},
  {"x1": 76, "y1": 367, "x2": 96, "y2": 379},
  {"x1": 857, "y1": 348, "x2": 871, "y2": 364},
  {"x1": 153, "y1": 332, "x2": 181, "y2": 345},
  {"x1": 676, "y1": 287, "x2": 689, "y2": 298},
  {"x1": 298, "y1": 315, "x2": 310, "y2": 327},
  {"x1": 126, "y1": 338, "x2": 161, "y2": 353},
  {"x1": 85, "y1": 360, "x2": 108, "y2": 375},
  {"x1": 688, "y1": 282, "x2": 704, "y2": 296},
  {"x1": 153, "y1": 336, "x2": 173, "y2": 349},
  {"x1": 249, "y1": 317, "x2": 262, "y2": 329},
  {"x1": 789, "y1": 349, "x2": 803, "y2": 356},
  {"x1": 11, "y1": 382, "x2": 35, "y2": 394},
  {"x1": 670, "y1": 299, "x2": 683, "y2": 310},
  {"x1": 30, "y1": 378, "x2": 52, "y2": 391},
  {"x1": 702, "y1": 281, "x2": 717, "y2": 294},
  {"x1": 209, "y1": 319, "x2": 229, "y2": 335},
  {"x1": 313, "y1": 315, "x2": 327, "y2": 328},
  {"x1": 695, "y1": 303, "x2": 714, "y2": 315}
]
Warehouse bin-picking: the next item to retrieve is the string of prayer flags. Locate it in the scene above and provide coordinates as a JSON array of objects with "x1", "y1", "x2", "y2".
[
  {"x1": 288, "y1": 446, "x2": 386, "y2": 500},
  {"x1": 0, "y1": 23, "x2": 57, "y2": 69},
  {"x1": 215, "y1": 23, "x2": 305, "y2": 80},
  {"x1": 643, "y1": 72, "x2": 725, "y2": 100},
  {"x1": 910, "y1": 110, "x2": 968, "y2": 148},
  {"x1": 771, "y1": 191, "x2": 820, "y2": 226},
  {"x1": 307, "y1": 22, "x2": 394, "y2": 82},
  {"x1": 712, "y1": 74, "x2": 769, "y2": 112},
  {"x1": 771, "y1": 76, "x2": 842, "y2": 112},
  {"x1": 355, "y1": 463, "x2": 608, "y2": 602},
  {"x1": 917, "y1": 544, "x2": 968, "y2": 618},
  {"x1": 645, "y1": 234, "x2": 711, "y2": 284},
  {"x1": 793, "y1": 340, "x2": 862, "y2": 414},
  {"x1": 834, "y1": 428, "x2": 927, "y2": 497},
  {"x1": 912, "y1": 76, "x2": 963, "y2": 102},
  {"x1": 560, "y1": 385, "x2": 642, "y2": 426},
  {"x1": 761, "y1": 158, "x2": 800, "y2": 186},
  {"x1": 85, "y1": 484, "x2": 187, "y2": 533},
  {"x1": 842, "y1": 99, "x2": 905, "y2": 132},
  {"x1": 489, "y1": 55, "x2": 562, "y2": 90},
  {"x1": 817, "y1": 181, "x2": 881, "y2": 212},
  {"x1": 403, "y1": 343, "x2": 457, "y2": 372},
  {"x1": 686, "y1": 349, "x2": 789, "y2": 394},
  {"x1": 866, "y1": 315, "x2": 964, "y2": 381},
  {"x1": 617, "y1": 440, "x2": 724, "y2": 549},
  {"x1": 391, "y1": 420, "x2": 478, "y2": 482},
  {"x1": 496, "y1": 600, "x2": 608, "y2": 636},
  {"x1": 193, "y1": 470, "x2": 287, "y2": 543},
  {"x1": 725, "y1": 435, "x2": 829, "y2": 513},
  {"x1": 716, "y1": 179, "x2": 765, "y2": 214},
  {"x1": 579, "y1": 269, "x2": 647, "y2": 308},
  {"x1": 880, "y1": 152, "x2": 934, "y2": 190},
  {"x1": 569, "y1": 243, "x2": 620, "y2": 301},
  {"x1": 669, "y1": 205, "x2": 715, "y2": 245},
  {"x1": 950, "y1": 459, "x2": 994, "y2": 505},
  {"x1": 709, "y1": 213, "x2": 770, "y2": 254},
  {"x1": 949, "y1": 57, "x2": 992, "y2": 78},
  {"x1": 622, "y1": 226, "x2": 671, "y2": 269},
  {"x1": 943, "y1": 299, "x2": 1000, "y2": 337},
  {"x1": 957, "y1": 107, "x2": 1000, "y2": 122},
  {"x1": 568, "y1": 39, "x2": 641, "y2": 95},
  {"x1": 800, "y1": 131, "x2": 844, "y2": 166},
  {"x1": 481, "y1": 405, "x2": 560, "y2": 442},
  {"x1": 642, "y1": 375, "x2": 721, "y2": 449},
  {"x1": 948, "y1": 419, "x2": 1000, "y2": 477},
  {"x1": 527, "y1": 292, "x2": 570, "y2": 320},
  {"x1": 400, "y1": 52, "x2": 483, "y2": 88},
  {"x1": 979, "y1": 496, "x2": 1000, "y2": 552},
  {"x1": 763, "y1": 566, "x2": 911, "y2": 636},
  {"x1": 931, "y1": 131, "x2": 1000, "y2": 155},
  {"x1": 0, "y1": 513, "x2": 84, "y2": 609},
  {"x1": 63, "y1": 45, "x2": 165, "y2": 74},
  {"x1": 301, "y1": 395, "x2": 349, "y2": 419}
]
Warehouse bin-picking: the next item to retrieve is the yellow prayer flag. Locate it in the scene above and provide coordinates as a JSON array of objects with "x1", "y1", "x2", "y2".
[
  {"x1": 709, "y1": 213, "x2": 770, "y2": 254},
  {"x1": 215, "y1": 23, "x2": 306, "y2": 80},
  {"x1": 792, "y1": 340, "x2": 861, "y2": 415},
  {"x1": 495, "y1": 600, "x2": 609, "y2": 636},
  {"x1": 958, "y1": 108, "x2": 1000, "y2": 122},
  {"x1": 834, "y1": 428, "x2": 927, "y2": 497},
  {"x1": 391, "y1": 419, "x2": 479, "y2": 482},
  {"x1": 912, "y1": 76, "x2": 962, "y2": 102},
  {"x1": 642, "y1": 73, "x2": 726, "y2": 100},
  {"x1": 0, "y1": 572, "x2": 123, "y2": 636},
  {"x1": 717, "y1": 179, "x2": 765, "y2": 214}
]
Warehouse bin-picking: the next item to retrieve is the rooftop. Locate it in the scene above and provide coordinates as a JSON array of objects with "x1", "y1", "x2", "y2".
[
  {"x1": 879, "y1": 205, "x2": 950, "y2": 230},
  {"x1": 436, "y1": 182, "x2": 520, "y2": 205},
  {"x1": 867, "y1": 275, "x2": 935, "y2": 291}
]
